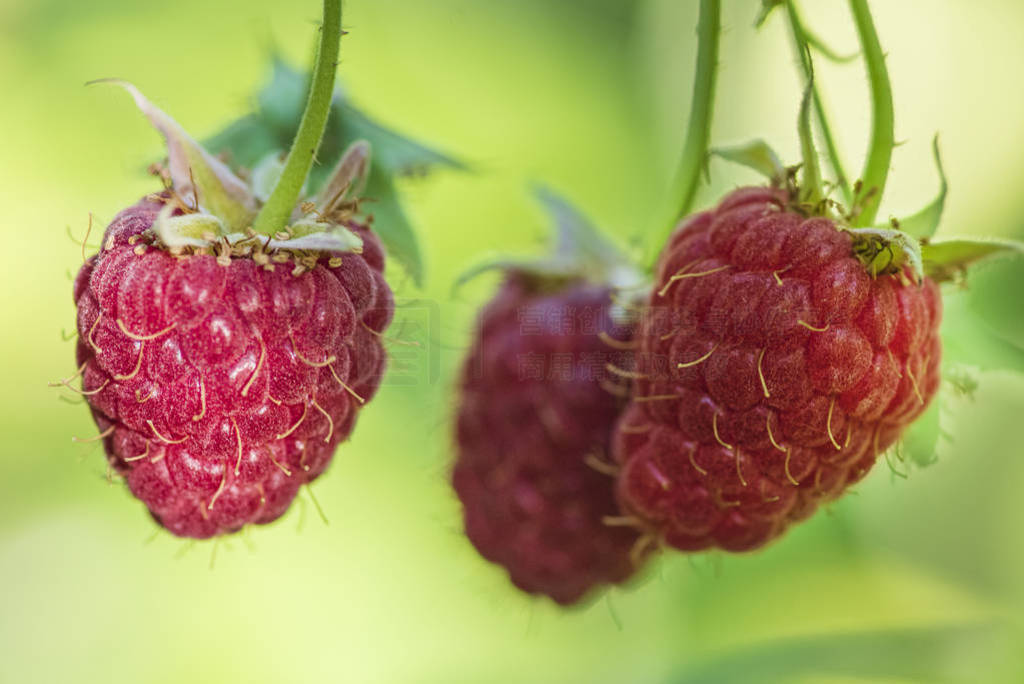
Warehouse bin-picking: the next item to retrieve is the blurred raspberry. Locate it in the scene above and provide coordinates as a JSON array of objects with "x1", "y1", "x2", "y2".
[{"x1": 453, "y1": 273, "x2": 647, "y2": 604}]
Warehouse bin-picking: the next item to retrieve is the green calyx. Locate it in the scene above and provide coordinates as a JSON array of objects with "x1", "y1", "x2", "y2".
[
  {"x1": 92, "y1": 0, "x2": 363, "y2": 262},
  {"x1": 146, "y1": 136, "x2": 371, "y2": 261},
  {"x1": 454, "y1": 186, "x2": 644, "y2": 296},
  {"x1": 708, "y1": 1, "x2": 960, "y2": 285}
]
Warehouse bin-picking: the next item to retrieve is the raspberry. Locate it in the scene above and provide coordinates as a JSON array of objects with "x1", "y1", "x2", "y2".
[
  {"x1": 615, "y1": 187, "x2": 942, "y2": 552},
  {"x1": 73, "y1": 199, "x2": 392, "y2": 538},
  {"x1": 452, "y1": 274, "x2": 645, "y2": 604}
]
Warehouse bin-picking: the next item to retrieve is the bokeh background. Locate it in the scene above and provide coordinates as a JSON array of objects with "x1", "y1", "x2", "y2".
[{"x1": 2, "y1": 0, "x2": 1023, "y2": 682}]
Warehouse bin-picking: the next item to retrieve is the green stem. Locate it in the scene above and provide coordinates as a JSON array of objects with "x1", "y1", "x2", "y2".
[
  {"x1": 645, "y1": 0, "x2": 721, "y2": 267},
  {"x1": 848, "y1": 0, "x2": 893, "y2": 226},
  {"x1": 785, "y1": 0, "x2": 852, "y2": 205},
  {"x1": 797, "y1": 72, "x2": 823, "y2": 208},
  {"x1": 252, "y1": 0, "x2": 342, "y2": 235}
]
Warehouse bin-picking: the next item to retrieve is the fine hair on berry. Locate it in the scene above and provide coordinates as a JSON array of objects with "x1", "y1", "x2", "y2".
[
  {"x1": 73, "y1": 197, "x2": 393, "y2": 538},
  {"x1": 615, "y1": 187, "x2": 942, "y2": 553}
]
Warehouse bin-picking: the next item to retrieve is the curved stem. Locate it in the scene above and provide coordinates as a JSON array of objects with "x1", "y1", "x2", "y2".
[
  {"x1": 252, "y1": 0, "x2": 342, "y2": 235},
  {"x1": 848, "y1": 0, "x2": 893, "y2": 226},
  {"x1": 785, "y1": 0, "x2": 852, "y2": 205},
  {"x1": 797, "y1": 71, "x2": 823, "y2": 208},
  {"x1": 645, "y1": 0, "x2": 721, "y2": 268}
]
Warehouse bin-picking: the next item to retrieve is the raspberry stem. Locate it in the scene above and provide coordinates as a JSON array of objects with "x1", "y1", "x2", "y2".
[
  {"x1": 645, "y1": 0, "x2": 721, "y2": 268},
  {"x1": 784, "y1": 0, "x2": 852, "y2": 205},
  {"x1": 797, "y1": 60, "x2": 824, "y2": 208},
  {"x1": 252, "y1": 0, "x2": 342, "y2": 236},
  {"x1": 848, "y1": 0, "x2": 893, "y2": 226}
]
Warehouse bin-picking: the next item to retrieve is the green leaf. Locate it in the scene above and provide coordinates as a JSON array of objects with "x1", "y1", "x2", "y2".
[
  {"x1": 895, "y1": 135, "x2": 948, "y2": 239},
  {"x1": 335, "y1": 102, "x2": 467, "y2": 176},
  {"x1": 93, "y1": 79, "x2": 258, "y2": 232},
  {"x1": 257, "y1": 56, "x2": 308, "y2": 135},
  {"x1": 216, "y1": 58, "x2": 464, "y2": 189},
  {"x1": 204, "y1": 57, "x2": 461, "y2": 286},
  {"x1": 966, "y1": 256, "x2": 1024, "y2": 354},
  {"x1": 204, "y1": 115, "x2": 281, "y2": 171},
  {"x1": 922, "y1": 236, "x2": 1024, "y2": 283},
  {"x1": 708, "y1": 139, "x2": 784, "y2": 183},
  {"x1": 942, "y1": 290, "x2": 1024, "y2": 374},
  {"x1": 901, "y1": 398, "x2": 941, "y2": 467},
  {"x1": 666, "y1": 623, "x2": 999, "y2": 684},
  {"x1": 363, "y1": 169, "x2": 425, "y2": 286}
]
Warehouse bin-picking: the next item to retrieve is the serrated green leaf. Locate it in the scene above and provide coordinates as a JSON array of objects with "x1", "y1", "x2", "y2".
[
  {"x1": 336, "y1": 103, "x2": 467, "y2": 176},
  {"x1": 902, "y1": 398, "x2": 941, "y2": 467},
  {"x1": 203, "y1": 57, "x2": 459, "y2": 286},
  {"x1": 364, "y1": 169, "x2": 424, "y2": 286},
  {"x1": 922, "y1": 236, "x2": 1024, "y2": 283},
  {"x1": 219, "y1": 58, "x2": 463, "y2": 187},
  {"x1": 895, "y1": 135, "x2": 948, "y2": 239},
  {"x1": 709, "y1": 139, "x2": 784, "y2": 183}
]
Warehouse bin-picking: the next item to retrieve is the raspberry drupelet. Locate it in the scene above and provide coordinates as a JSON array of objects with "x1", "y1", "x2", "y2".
[
  {"x1": 73, "y1": 197, "x2": 393, "y2": 538},
  {"x1": 614, "y1": 187, "x2": 942, "y2": 552}
]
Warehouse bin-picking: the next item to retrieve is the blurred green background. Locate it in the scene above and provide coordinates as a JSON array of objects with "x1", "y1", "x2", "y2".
[{"x1": 2, "y1": 0, "x2": 1023, "y2": 682}]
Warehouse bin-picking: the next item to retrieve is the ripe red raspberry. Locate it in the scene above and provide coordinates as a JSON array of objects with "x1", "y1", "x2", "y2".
[
  {"x1": 615, "y1": 187, "x2": 942, "y2": 552},
  {"x1": 73, "y1": 197, "x2": 393, "y2": 538},
  {"x1": 452, "y1": 274, "x2": 645, "y2": 604}
]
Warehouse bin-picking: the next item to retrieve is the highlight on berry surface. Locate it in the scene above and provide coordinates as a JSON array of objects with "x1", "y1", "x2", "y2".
[{"x1": 64, "y1": 0, "x2": 405, "y2": 540}]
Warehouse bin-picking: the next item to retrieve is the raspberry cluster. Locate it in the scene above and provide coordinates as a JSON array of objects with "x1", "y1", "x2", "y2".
[
  {"x1": 614, "y1": 187, "x2": 942, "y2": 552},
  {"x1": 74, "y1": 197, "x2": 393, "y2": 538}
]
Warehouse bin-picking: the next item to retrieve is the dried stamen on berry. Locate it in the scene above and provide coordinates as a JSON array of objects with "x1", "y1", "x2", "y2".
[{"x1": 677, "y1": 344, "x2": 718, "y2": 369}]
